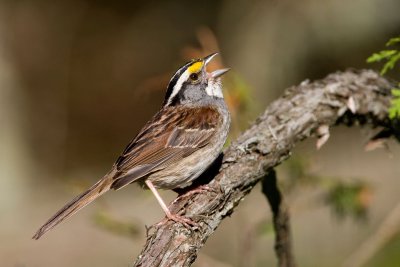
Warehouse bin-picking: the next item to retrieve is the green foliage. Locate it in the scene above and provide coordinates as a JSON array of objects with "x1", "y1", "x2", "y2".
[
  {"x1": 325, "y1": 181, "x2": 370, "y2": 220},
  {"x1": 386, "y1": 36, "x2": 400, "y2": 47},
  {"x1": 389, "y1": 88, "x2": 400, "y2": 119},
  {"x1": 279, "y1": 157, "x2": 373, "y2": 221},
  {"x1": 367, "y1": 37, "x2": 400, "y2": 75},
  {"x1": 367, "y1": 50, "x2": 399, "y2": 75},
  {"x1": 367, "y1": 36, "x2": 400, "y2": 119}
]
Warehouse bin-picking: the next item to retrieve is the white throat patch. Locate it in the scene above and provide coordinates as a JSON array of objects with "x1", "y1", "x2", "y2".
[{"x1": 205, "y1": 79, "x2": 223, "y2": 98}]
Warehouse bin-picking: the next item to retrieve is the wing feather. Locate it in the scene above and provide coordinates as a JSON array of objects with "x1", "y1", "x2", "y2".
[{"x1": 110, "y1": 106, "x2": 220, "y2": 190}]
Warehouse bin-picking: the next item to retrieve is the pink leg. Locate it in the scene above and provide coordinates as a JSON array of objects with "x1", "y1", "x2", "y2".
[
  {"x1": 172, "y1": 185, "x2": 215, "y2": 204},
  {"x1": 145, "y1": 180, "x2": 197, "y2": 227}
]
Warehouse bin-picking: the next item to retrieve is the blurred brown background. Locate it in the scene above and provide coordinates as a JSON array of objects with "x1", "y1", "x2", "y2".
[{"x1": 1, "y1": 0, "x2": 400, "y2": 266}]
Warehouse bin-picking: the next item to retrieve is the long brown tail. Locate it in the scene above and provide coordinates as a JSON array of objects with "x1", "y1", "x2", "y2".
[{"x1": 33, "y1": 176, "x2": 112, "y2": 240}]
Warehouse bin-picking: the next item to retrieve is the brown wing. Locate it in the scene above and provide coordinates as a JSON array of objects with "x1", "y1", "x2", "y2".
[{"x1": 110, "y1": 105, "x2": 220, "y2": 190}]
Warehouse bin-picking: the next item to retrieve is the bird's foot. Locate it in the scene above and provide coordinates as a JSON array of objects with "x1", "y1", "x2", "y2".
[
  {"x1": 172, "y1": 185, "x2": 215, "y2": 204},
  {"x1": 167, "y1": 212, "x2": 198, "y2": 228},
  {"x1": 155, "y1": 212, "x2": 198, "y2": 229}
]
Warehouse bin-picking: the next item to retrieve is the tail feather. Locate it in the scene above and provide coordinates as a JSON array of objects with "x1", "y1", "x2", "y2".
[{"x1": 33, "y1": 177, "x2": 112, "y2": 240}]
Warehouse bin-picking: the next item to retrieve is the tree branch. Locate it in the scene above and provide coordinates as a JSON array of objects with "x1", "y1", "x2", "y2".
[
  {"x1": 133, "y1": 70, "x2": 397, "y2": 267},
  {"x1": 262, "y1": 169, "x2": 296, "y2": 267}
]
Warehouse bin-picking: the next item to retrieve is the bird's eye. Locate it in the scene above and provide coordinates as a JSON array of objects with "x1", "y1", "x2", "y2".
[{"x1": 189, "y1": 73, "x2": 198, "y2": 81}]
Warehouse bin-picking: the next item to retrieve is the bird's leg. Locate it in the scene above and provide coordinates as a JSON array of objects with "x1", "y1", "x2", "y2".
[
  {"x1": 172, "y1": 185, "x2": 216, "y2": 205},
  {"x1": 145, "y1": 180, "x2": 197, "y2": 228}
]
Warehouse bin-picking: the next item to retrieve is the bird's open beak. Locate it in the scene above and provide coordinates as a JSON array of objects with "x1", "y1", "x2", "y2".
[
  {"x1": 204, "y1": 52, "x2": 219, "y2": 65},
  {"x1": 203, "y1": 52, "x2": 230, "y2": 78},
  {"x1": 210, "y1": 68, "x2": 230, "y2": 78}
]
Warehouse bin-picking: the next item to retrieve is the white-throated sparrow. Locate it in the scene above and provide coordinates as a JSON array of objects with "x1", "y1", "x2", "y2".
[{"x1": 33, "y1": 53, "x2": 230, "y2": 239}]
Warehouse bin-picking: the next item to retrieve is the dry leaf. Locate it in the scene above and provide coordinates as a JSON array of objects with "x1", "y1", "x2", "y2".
[
  {"x1": 316, "y1": 125, "x2": 330, "y2": 150},
  {"x1": 364, "y1": 128, "x2": 393, "y2": 151},
  {"x1": 347, "y1": 96, "x2": 357, "y2": 113},
  {"x1": 364, "y1": 138, "x2": 387, "y2": 151}
]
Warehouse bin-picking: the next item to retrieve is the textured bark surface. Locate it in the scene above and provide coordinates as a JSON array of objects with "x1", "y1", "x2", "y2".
[
  {"x1": 133, "y1": 70, "x2": 397, "y2": 267},
  {"x1": 262, "y1": 170, "x2": 296, "y2": 267}
]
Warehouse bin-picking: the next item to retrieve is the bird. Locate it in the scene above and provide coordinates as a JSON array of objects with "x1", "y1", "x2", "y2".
[{"x1": 33, "y1": 53, "x2": 231, "y2": 240}]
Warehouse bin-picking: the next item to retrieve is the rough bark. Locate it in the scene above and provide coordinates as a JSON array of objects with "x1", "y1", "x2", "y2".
[
  {"x1": 262, "y1": 169, "x2": 296, "y2": 267},
  {"x1": 133, "y1": 70, "x2": 397, "y2": 267}
]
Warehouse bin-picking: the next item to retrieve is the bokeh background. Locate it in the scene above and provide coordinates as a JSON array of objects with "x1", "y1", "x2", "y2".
[{"x1": 1, "y1": 0, "x2": 400, "y2": 266}]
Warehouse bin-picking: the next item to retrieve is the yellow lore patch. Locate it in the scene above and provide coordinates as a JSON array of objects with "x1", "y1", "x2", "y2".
[{"x1": 188, "y1": 61, "x2": 203, "y2": 73}]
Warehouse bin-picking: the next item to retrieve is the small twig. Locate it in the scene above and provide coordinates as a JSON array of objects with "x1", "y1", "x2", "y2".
[{"x1": 262, "y1": 169, "x2": 296, "y2": 267}]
